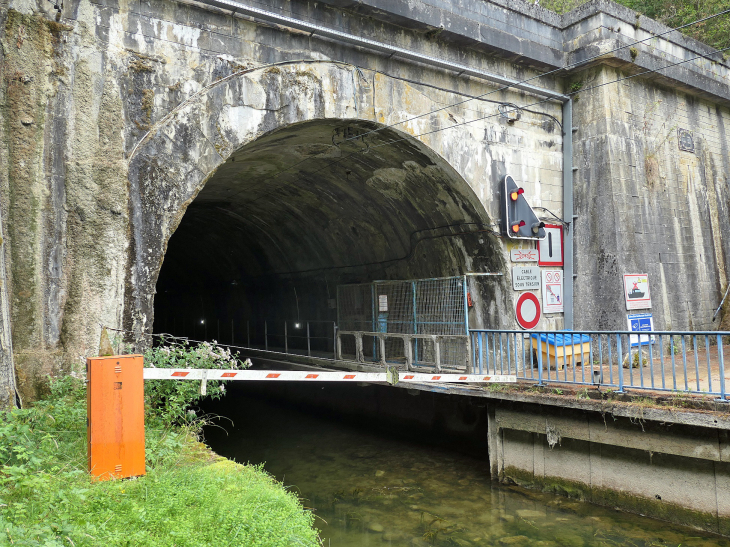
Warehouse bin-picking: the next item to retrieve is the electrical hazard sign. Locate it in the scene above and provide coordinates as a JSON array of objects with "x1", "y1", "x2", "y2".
[
  {"x1": 541, "y1": 270, "x2": 563, "y2": 313},
  {"x1": 510, "y1": 248, "x2": 538, "y2": 262}
]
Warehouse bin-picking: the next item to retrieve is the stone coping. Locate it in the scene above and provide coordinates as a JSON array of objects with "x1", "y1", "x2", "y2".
[{"x1": 248, "y1": 350, "x2": 730, "y2": 430}]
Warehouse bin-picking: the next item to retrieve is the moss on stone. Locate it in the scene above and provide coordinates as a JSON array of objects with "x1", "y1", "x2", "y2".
[
  {"x1": 502, "y1": 466, "x2": 728, "y2": 535},
  {"x1": 129, "y1": 58, "x2": 155, "y2": 73},
  {"x1": 142, "y1": 89, "x2": 155, "y2": 124},
  {"x1": 2, "y1": 10, "x2": 57, "y2": 401}
]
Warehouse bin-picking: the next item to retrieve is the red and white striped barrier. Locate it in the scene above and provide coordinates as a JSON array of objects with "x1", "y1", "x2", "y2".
[{"x1": 143, "y1": 368, "x2": 516, "y2": 384}]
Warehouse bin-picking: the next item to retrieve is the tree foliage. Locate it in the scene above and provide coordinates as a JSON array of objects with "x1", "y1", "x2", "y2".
[{"x1": 541, "y1": 0, "x2": 729, "y2": 51}]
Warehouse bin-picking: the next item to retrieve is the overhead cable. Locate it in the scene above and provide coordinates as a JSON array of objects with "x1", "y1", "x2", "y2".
[
  {"x1": 366, "y1": 44, "x2": 730, "y2": 151},
  {"x1": 231, "y1": 43, "x2": 730, "y2": 212},
  {"x1": 342, "y1": 7, "x2": 730, "y2": 144}
]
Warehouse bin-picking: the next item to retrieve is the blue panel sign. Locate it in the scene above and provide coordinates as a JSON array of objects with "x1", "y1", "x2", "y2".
[{"x1": 627, "y1": 313, "x2": 654, "y2": 347}]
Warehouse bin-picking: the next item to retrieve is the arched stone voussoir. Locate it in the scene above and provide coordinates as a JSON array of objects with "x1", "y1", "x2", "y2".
[{"x1": 125, "y1": 61, "x2": 378, "y2": 342}]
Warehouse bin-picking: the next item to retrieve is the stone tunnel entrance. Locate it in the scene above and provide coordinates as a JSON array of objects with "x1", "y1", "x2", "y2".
[{"x1": 152, "y1": 119, "x2": 506, "y2": 351}]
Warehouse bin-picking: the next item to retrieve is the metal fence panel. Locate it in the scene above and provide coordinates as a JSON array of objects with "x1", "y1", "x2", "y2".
[
  {"x1": 337, "y1": 276, "x2": 468, "y2": 369},
  {"x1": 470, "y1": 329, "x2": 730, "y2": 400}
]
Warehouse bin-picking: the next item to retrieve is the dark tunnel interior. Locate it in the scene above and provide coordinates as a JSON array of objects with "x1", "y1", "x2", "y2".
[{"x1": 152, "y1": 119, "x2": 506, "y2": 351}]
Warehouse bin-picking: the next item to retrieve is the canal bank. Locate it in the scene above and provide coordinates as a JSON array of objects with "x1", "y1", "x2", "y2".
[
  {"x1": 203, "y1": 376, "x2": 730, "y2": 539},
  {"x1": 0, "y1": 374, "x2": 321, "y2": 546}
]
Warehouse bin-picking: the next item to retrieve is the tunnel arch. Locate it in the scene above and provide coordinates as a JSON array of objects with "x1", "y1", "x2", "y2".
[{"x1": 126, "y1": 61, "x2": 510, "y2": 344}]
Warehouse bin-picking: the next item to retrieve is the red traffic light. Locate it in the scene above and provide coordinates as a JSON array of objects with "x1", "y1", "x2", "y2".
[
  {"x1": 503, "y1": 174, "x2": 544, "y2": 239},
  {"x1": 509, "y1": 187, "x2": 525, "y2": 201}
]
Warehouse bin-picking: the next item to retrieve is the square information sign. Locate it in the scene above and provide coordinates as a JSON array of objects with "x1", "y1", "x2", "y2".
[
  {"x1": 512, "y1": 266, "x2": 540, "y2": 290},
  {"x1": 623, "y1": 273, "x2": 651, "y2": 310},
  {"x1": 627, "y1": 313, "x2": 655, "y2": 347},
  {"x1": 541, "y1": 270, "x2": 563, "y2": 313}
]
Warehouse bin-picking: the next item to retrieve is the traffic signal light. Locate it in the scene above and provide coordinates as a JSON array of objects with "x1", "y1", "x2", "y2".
[{"x1": 502, "y1": 175, "x2": 546, "y2": 239}]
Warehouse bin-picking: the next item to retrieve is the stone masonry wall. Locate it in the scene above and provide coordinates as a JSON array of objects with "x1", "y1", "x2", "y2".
[
  {"x1": 573, "y1": 65, "x2": 730, "y2": 330},
  {"x1": 0, "y1": 0, "x2": 565, "y2": 399},
  {"x1": 0, "y1": 0, "x2": 729, "y2": 400}
]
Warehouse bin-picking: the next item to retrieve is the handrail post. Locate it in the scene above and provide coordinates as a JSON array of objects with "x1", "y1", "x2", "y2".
[
  {"x1": 355, "y1": 332, "x2": 364, "y2": 363},
  {"x1": 284, "y1": 321, "x2": 288, "y2": 354},
  {"x1": 306, "y1": 322, "x2": 311, "y2": 357},
  {"x1": 718, "y1": 334, "x2": 727, "y2": 401},
  {"x1": 434, "y1": 336, "x2": 442, "y2": 372},
  {"x1": 264, "y1": 321, "x2": 268, "y2": 352},
  {"x1": 537, "y1": 335, "x2": 544, "y2": 386},
  {"x1": 378, "y1": 334, "x2": 386, "y2": 366},
  {"x1": 474, "y1": 332, "x2": 484, "y2": 374},
  {"x1": 617, "y1": 334, "x2": 624, "y2": 393},
  {"x1": 404, "y1": 335, "x2": 414, "y2": 371},
  {"x1": 336, "y1": 331, "x2": 342, "y2": 360},
  {"x1": 465, "y1": 335, "x2": 472, "y2": 373},
  {"x1": 412, "y1": 281, "x2": 418, "y2": 365}
]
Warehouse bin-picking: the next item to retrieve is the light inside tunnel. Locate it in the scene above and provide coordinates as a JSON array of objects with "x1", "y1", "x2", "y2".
[{"x1": 153, "y1": 119, "x2": 506, "y2": 349}]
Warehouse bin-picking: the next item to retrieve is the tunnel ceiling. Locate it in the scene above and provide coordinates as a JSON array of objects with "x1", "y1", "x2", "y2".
[{"x1": 157, "y1": 119, "x2": 491, "y2": 289}]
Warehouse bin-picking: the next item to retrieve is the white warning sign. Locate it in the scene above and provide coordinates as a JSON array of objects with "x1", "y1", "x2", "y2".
[
  {"x1": 538, "y1": 224, "x2": 563, "y2": 266},
  {"x1": 623, "y1": 274, "x2": 651, "y2": 310},
  {"x1": 512, "y1": 266, "x2": 540, "y2": 291},
  {"x1": 542, "y1": 270, "x2": 564, "y2": 313},
  {"x1": 510, "y1": 248, "x2": 538, "y2": 262}
]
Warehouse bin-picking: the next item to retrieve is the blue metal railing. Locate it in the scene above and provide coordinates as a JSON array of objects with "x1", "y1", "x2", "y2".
[{"x1": 469, "y1": 329, "x2": 730, "y2": 400}]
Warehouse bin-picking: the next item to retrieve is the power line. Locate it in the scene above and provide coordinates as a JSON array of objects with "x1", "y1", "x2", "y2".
[
  {"x1": 224, "y1": 13, "x2": 730, "y2": 210},
  {"x1": 342, "y1": 8, "x2": 730, "y2": 145},
  {"x1": 219, "y1": 69, "x2": 560, "y2": 207},
  {"x1": 214, "y1": 7, "x2": 730, "y2": 209},
  {"x1": 205, "y1": 43, "x2": 730, "y2": 279},
  {"x1": 364, "y1": 44, "x2": 730, "y2": 151},
  {"x1": 227, "y1": 42, "x2": 730, "y2": 214}
]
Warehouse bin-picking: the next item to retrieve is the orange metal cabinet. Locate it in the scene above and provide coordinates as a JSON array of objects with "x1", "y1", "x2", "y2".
[{"x1": 87, "y1": 355, "x2": 146, "y2": 481}]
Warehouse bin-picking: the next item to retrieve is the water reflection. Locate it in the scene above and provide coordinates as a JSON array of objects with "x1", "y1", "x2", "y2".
[{"x1": 203, "y1": 393, "x2": 728, "y2": 547}]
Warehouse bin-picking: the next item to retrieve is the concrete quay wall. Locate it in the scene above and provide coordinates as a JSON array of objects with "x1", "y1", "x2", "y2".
[
  {"x1": 244, "y1": 360, "x2": 730, "y2": 535},
  {"x1": 489, "y1": 399, "x2": 730, "y2": 536}
]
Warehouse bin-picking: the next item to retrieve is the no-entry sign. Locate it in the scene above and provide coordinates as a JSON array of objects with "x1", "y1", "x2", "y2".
[{"x1": 515, "y1": 292, "x2": 541, "y2": 329}]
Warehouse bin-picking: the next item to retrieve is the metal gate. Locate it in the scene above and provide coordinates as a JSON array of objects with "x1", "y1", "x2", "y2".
[{"x1": 337, "y1": 276, "x2": 469, "y2": 370}]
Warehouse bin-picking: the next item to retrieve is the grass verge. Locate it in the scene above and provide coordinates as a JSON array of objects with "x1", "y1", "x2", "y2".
[{"x1": 0, "y1": 376, "x2": 321, "y2": 546}]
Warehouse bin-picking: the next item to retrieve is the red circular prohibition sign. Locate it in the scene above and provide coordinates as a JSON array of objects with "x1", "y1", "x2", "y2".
[{"x1": 515, "y1": 292, "x2": 541, "y2": 330}]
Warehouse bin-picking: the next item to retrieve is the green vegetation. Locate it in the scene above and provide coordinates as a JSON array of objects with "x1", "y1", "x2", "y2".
[
  {"x1": 569, "y1": 80, "x2": 584, "y2": 92},
  {"x1": 143, "y1": 338, "x2": 247, "y2": 426},
  {"x1": 0, "y1": 341, "x2": 321, "y2": 546},
  {"x1": 539, "y1": 0, "x2": 730, "y2": 51}
]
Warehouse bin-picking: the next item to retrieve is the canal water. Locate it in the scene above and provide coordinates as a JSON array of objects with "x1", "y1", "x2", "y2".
[{"x1": 203, "y1": 385, "x2": 729, "y2": 547}]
